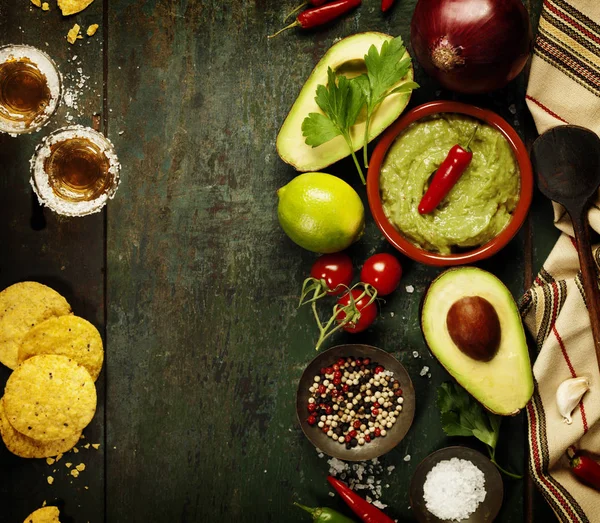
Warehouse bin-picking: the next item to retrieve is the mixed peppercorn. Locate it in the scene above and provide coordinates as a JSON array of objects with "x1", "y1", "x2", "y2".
[{"x1": 306, "y1": 356, "x2": 404, "y2": 449}]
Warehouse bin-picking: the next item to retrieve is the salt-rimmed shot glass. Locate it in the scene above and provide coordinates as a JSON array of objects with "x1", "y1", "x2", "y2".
[
  {"x1": 0, "y1": 44, "x2": 62, "y2": 135},
  {"x1": 30, "y1": 125, "x2": 121, "y2": 217}
]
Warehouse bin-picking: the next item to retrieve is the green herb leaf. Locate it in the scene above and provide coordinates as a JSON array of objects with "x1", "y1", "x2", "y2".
[
  {"x1": 364, "y1": 37, "x2": 412, "y2": 108},
  {"x1": 383, "y1": 81, "x2": 421, "y2": 101},
  {"x1": 301, "y1": 67, "x2": 366, "y2": 183},
  {"x1": 437, "y1": 381, "x2": 522, "y2": 480},
  {"x1": 361, "y1": 36, "x2": 418, "y2": 168},
  {"x1": 301, "y1": 113, "x2": 342, "y2": 147},
  {"x1": 437, "y1": 382, "x2": 499, "y2": 450}
]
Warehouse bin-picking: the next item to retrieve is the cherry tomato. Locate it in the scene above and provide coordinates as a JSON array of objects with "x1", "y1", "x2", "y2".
[
  {"x1": 336, "y1": 288, "x2": 377, "y2": 333},
  {"x1": 360, "y1": 253, "x2": 402, "y2": 296},
  {"x1": 310, "y1": 253, "x2": 353, "y2": 295}
]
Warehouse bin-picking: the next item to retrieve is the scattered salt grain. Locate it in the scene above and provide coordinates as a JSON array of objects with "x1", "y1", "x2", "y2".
[
  {"x1": 423, "y1": 458, "x2": 486, "y2": 521},
  {"x1": 404, "y1": 455, "x2": 411, "y2": 462},
  {"x1": 412, "y1": 351, "x2": 419, "y2": 358},
  {"x1": 419, "y1": 366, "x2": 429, "y2": 377},
  {"x1": 326, "y1": 456, "x2": 392, "y2": 502},
  {"x1": 372, "y1": 500, "x2": 387, "y2": 510},
  {"x1": 405, "y1": 285, "x2": 414, "y2": 293},
  {"x1": 328, "y1": 492, "x2": 335, "y2": 497},
  {"x1": 390, "y1": 312, "x2": 395, "y2": 318}
]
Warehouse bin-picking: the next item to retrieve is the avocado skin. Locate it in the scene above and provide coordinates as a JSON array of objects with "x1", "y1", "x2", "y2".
[
  {"x1": 276, "y1": 32, "x2": 415, "y2": 173},
  {"x1": 420, "y1": 267, "x2": 534, "y2": 416}
]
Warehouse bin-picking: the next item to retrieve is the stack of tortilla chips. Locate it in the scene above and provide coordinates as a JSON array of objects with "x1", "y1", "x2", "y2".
[{"x1": 0, "y1": 282, "x2": 103, "y2": 458}]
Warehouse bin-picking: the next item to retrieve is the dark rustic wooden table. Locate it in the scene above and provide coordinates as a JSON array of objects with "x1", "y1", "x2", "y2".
[{"x1": 0, "y1": 1, "x2": 562, "y2": 521}]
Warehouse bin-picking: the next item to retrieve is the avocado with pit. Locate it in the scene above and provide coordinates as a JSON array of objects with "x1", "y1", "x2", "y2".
[
  {"x1": 421, "y1": 267, "x2": 533, "y2": 416},
  {"x1": 277, "y1": 32, "x2": 414, "y2": 172}
]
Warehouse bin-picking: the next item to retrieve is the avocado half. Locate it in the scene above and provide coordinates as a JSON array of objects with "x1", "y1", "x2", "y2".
[
  {"x1": 276, "y1": 32, "x2": 414, "y2": 172},
  {"x1": 421, "y1": 267, "x2": 534, "y2": 416}
]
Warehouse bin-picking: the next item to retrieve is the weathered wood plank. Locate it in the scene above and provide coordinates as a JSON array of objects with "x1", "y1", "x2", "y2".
[
  {"x1": 0, "y1": 2, "x2": 106, "y2": 522},
  {"x1": 105, "y1": 1, "x2": 551, "y2": 522}
]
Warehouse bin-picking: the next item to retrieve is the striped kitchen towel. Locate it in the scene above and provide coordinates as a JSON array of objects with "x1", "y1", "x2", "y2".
[{"x1": 522, "y1": 1, "x2": 600, "y2": 521}]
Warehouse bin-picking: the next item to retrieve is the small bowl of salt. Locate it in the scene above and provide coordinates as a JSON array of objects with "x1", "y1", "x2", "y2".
[{"x1": 409, "y1": 446, "x2": 503, "y2": 522}]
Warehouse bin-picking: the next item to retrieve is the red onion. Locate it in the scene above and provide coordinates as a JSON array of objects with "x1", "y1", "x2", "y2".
[{"x1": 410, "y1": 0, "x2": 532, "y2": 94}]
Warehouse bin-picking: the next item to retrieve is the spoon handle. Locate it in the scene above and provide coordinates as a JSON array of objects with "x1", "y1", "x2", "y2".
[{"x1": 571, "y1": 215, "x2": 600, "y2": 372}]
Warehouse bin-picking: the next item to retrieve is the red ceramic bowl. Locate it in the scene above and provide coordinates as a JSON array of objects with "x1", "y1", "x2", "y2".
[{"x1": 366, "y1": 101, "x2": 533, "y2": 266}]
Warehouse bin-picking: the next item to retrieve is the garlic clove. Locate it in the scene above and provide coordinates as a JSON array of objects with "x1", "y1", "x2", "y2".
[{"x1": 556, "y1": 377, "x2": 590, "y2": 424}]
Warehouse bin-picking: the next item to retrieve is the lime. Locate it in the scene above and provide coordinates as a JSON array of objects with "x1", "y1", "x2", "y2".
[{"x1": 277, "y1": 172, "x2": 365, "y2": 253}]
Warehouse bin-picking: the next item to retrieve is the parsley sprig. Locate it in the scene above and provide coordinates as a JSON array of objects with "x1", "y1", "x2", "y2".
[
  {"x1": 437, "y1": 382, "x2": 523, "y2": 479},
  {"x1": 301, "y1": 36, "x2": 419, "y2": 184},
  {"x1": 302, "y1": 67, "x2": 367, "y2": 183},
  {"x1": 355, "y1": 37, "x2": 419, "y2": 168}
]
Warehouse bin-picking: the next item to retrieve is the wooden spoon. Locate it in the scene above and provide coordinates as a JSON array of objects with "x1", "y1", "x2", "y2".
[{"x1": 531, "y1": 125, "x2": 600, "y2": 371}]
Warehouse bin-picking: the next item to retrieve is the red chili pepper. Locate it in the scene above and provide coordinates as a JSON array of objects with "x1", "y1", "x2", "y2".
[
  {"x1": 284, "y1": 0, "x2": 331, "y2": 22},
  {"x1": 268, "y1": 0, "x2": 362, "y2": 39},
  {"x1": 327, "y1": 476, "x2": 395, "y2": 523},
  {"x1": 381, "y1": 0, "x2": 395, "y2": 12},
  {"x1": 418, "y1": 125, "x2": 478, "y2": 215},
  {"x1": 568, "y1": 447, "x2": 600, "y2": 490}
]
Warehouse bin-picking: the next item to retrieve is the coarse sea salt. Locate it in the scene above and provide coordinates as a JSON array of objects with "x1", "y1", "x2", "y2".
[
  {"x1": 325, "y1": 454, "x2": 390, "y2": 502},
  {"x1": 423, "y1": 458, "x2": 486, "y2": 521}
]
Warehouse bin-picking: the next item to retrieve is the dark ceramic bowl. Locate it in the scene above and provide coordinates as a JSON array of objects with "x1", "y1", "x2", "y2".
[
  {"x1": 366, "y1": 101, "x2": 533, "y2": 266},
  {"x1": 296, "y1": 344, "x2": 415, "y2": 461},
  {"x1": 410, "y1": 446, "x2": 504, "y2": 522}
]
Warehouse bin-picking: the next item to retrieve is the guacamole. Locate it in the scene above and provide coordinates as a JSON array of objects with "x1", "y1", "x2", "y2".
[{"x1": 380, "y1": 114, "x2": 520, "y2": 254}]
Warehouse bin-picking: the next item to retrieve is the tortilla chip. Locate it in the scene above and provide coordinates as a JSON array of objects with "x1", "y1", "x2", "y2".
[
  {"x1": 0, "y1": 282, "x2": 71, "y2": 370},
  {"x1": 66, "y1": 24, "x2": 81, "y2": 44},
  {"x1": 41, "y1": 2, "x2": 49, "y2": 10},
  {"x1": 30, "y1": 0, "x2": 41, "y2": 7},
  {"x1": 4, "y1": 354, "x2": 96, "y2": 441},
  {"x1": 0, "y1": 397, "x2": 79, "y2": 458},
  {"x1": 87, "y1": 24, "x2": 99, "y2": 36},
  {"x1": 58, "y1": 0, "x2": 94, "y2": 16},
  {"x1": 19, "y1": 315, "x2": 104, "y2": 381},
  {"x1": 23, "y1": 506, "x2": 60, "y2": 523}
]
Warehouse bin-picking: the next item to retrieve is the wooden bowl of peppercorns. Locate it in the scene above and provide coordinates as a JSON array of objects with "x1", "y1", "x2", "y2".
[{"x1": 296, "y1": 344, "x2": 416, "y2": 461}]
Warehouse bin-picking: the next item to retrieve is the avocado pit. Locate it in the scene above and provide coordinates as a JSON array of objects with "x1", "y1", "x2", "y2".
[{"x1": 446, "y1": 296, "x2": 501, "y2": 362}]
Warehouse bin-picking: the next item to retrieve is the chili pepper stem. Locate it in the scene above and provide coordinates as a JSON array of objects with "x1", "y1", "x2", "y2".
[
  {"x1": 267, "y1": 20, "x2": 300, "y2": 39},
  {"x1": 464, "y1": 124, "x2": 479, "y2": 150},
  {"x1": 284, "y1": 2, "x2": 308, "y2": 21},
  {"x1": 294, "y1": 502, "x2": 316, "y2": 515}
]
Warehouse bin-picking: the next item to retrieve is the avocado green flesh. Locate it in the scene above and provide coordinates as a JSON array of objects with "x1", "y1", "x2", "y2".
[
  {"x1": 276, "y1": 32, "x2": 414, "y2": 173},
  {"x1": 421, "y1": 267, "x2": 533, "y2": 416},
  {"x1": 380, "y1": 114, "x2": 520, "y2": 254}
]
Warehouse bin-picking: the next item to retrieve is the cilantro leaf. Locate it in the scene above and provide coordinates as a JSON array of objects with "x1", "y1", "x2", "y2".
[
  {"x1": 301, "y1": 67, "x2": 367, "y2": 183},
  {"x1": 436, "y1": 382, "x2": 522, "y2": 480},
  {"x1": 361, "y1": 36, "x2": 419, "y2": 168}
]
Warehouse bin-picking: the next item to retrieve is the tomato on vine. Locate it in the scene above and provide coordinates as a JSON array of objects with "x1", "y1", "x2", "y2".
[
  {"x1": 310, "y1": 253, "x2": 354, "y2": 296},
  {"x1": 336, "y1": 288, "x2": 378, "y2": 333},
  {"x1": 360, "y1": 253, "x2": 402, "y2": 296}
]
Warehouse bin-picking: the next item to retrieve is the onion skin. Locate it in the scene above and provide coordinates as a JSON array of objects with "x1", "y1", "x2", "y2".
[{"x1": 410, "y1": 0, "x2": 533, "y2": 94}]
